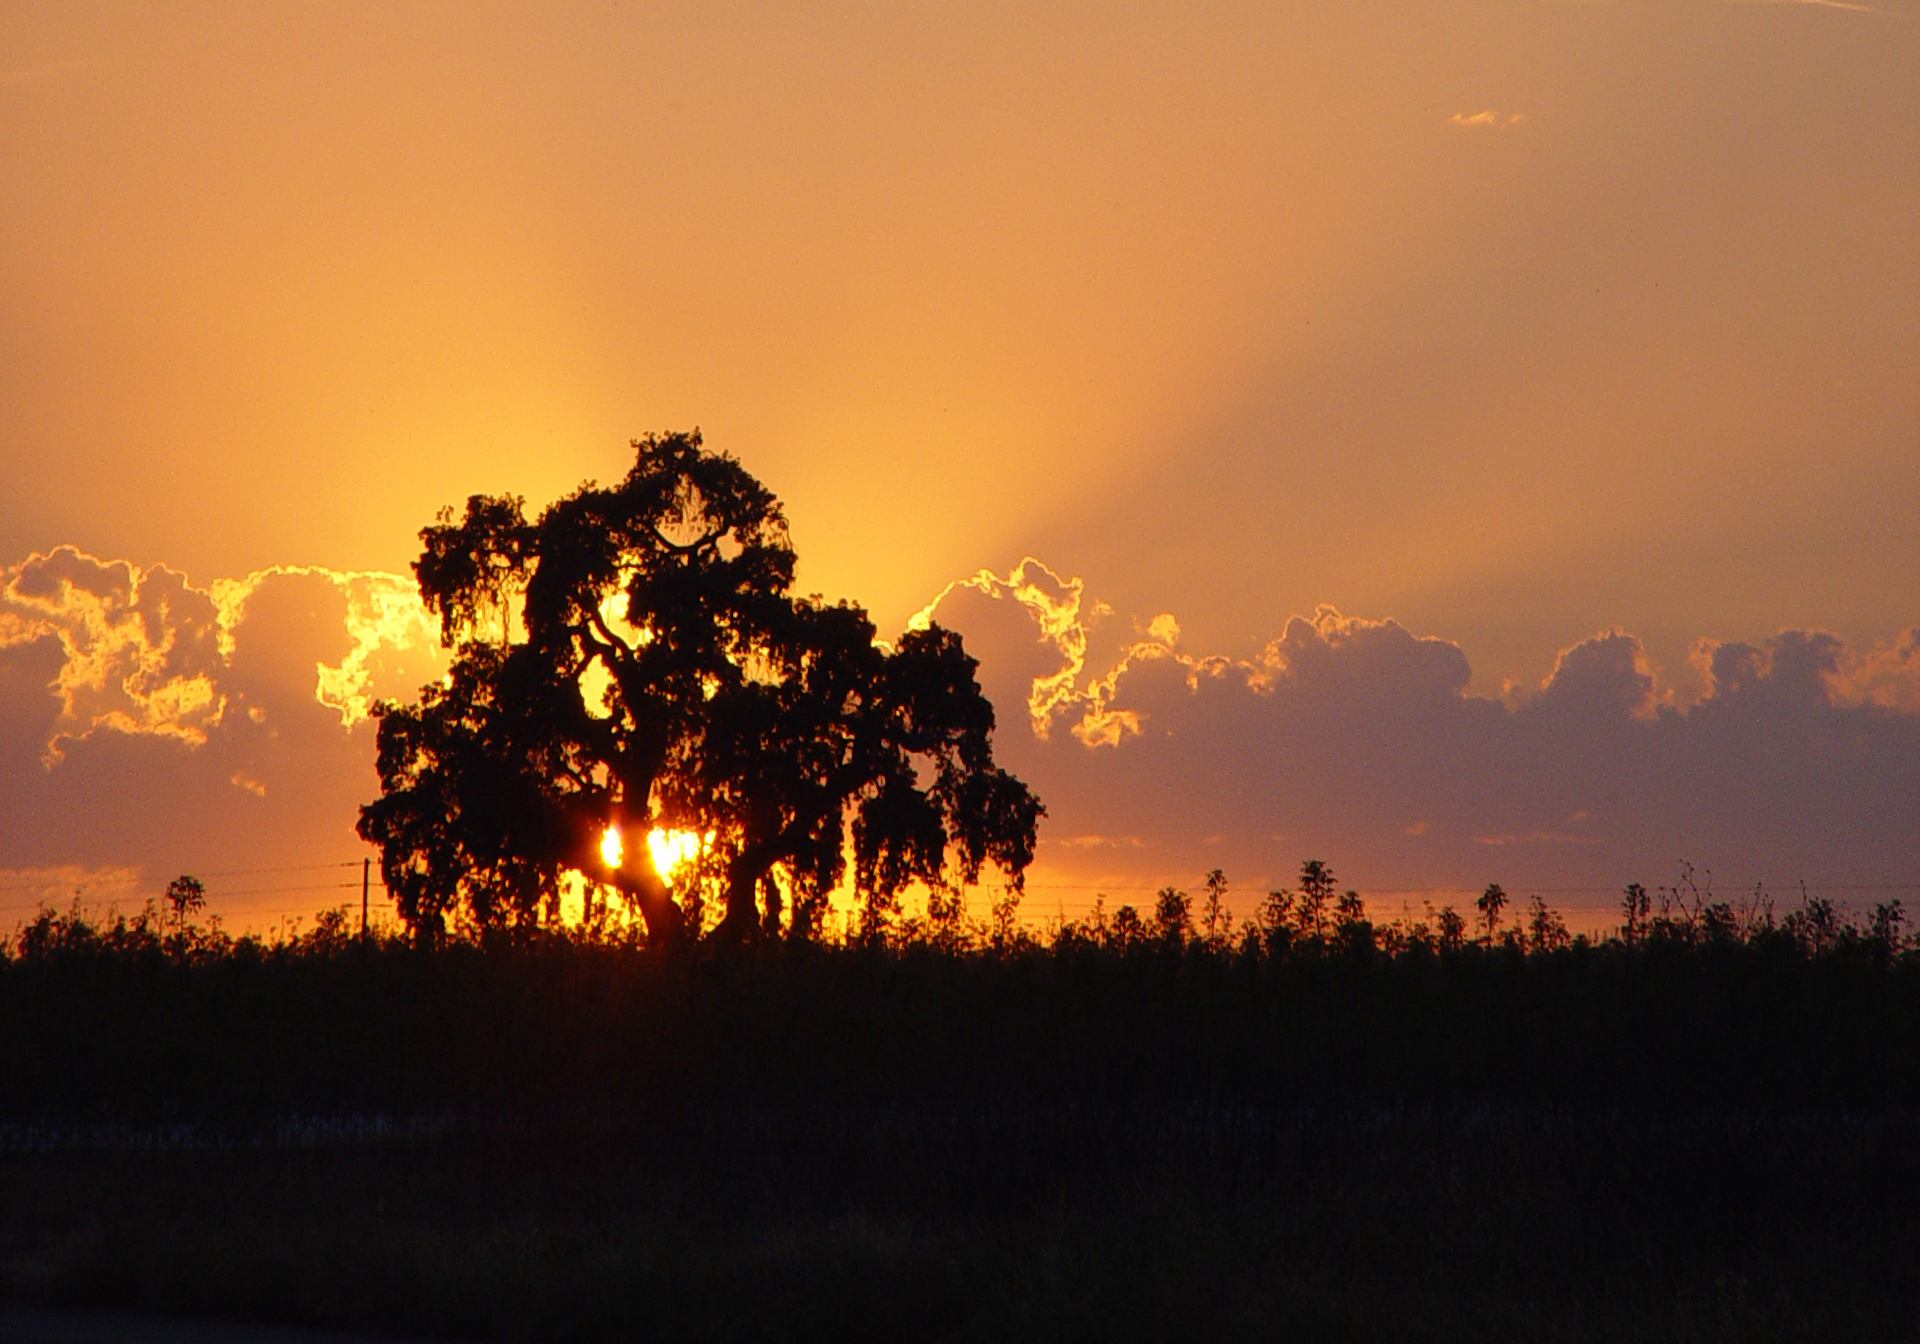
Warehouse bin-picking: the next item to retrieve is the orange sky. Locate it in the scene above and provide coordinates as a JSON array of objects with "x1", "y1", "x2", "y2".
[{"x1": 2, "y1": 2, "x2": 1915, "y2": 925}]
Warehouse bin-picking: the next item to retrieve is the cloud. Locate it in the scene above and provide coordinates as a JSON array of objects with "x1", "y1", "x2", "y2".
[
  {"x1": 214, "y1": 566, "x2": 442, "y2": 727},
  {"x1": 1, "y1": 549, "x2": 227, "y2": 762},
  {"x1": 0, "y1": 864, "x2": 140, "y2": 911},
  {"x1": 0, "y1": 548, "x2": 446, "y2": 909},
  {"x1": 1474, "y1": 830, "x2": 1600, "y2": 848},
  {"x1": 922, "y1": 559, "x2": 1920, "y2": 905},
  {"x1": 6, "y1": 544, "x2": 1914, "y2": 924},
  {"x1": 1, "y1": 548, "x2": 442, "y2": 765},
  {"x1": 1057, "y1": 834, "x2": 1149, "y2": 850},
  {"x1": 909, "y1": 557, "x2": 1115, "y2": 738},
  {"x1": 1449, "y1": 110, "x2": 1527, "y2": 127},
  {"x1": 1724, "y1": 0, "x2": 1892, "y2": 14}
]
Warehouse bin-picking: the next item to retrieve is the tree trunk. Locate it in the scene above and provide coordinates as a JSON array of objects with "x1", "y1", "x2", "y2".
[
  {"x1": 760, "y1": 873, "x2": 784, "y2": 939},
  {"x1": 618, "y1": 861, "x2": 683, "y2": 949},
  {"x1": 713, "y1": 860, "x2": 763, "y2": 945}
]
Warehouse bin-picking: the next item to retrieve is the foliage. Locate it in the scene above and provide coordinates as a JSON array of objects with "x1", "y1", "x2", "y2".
[
  {"x1": 10, "y1": 862, "x2": 1916, "y2": 1339},
  {"x1": 357, "y1": 432, "x2": 1041, "y2": 946},
  {"x1": 7, "y1": 862, "x2": 1919, "y2": 1125},
  {"x1": 162, "y1": 875, "x2": 205, "y2": 935},
  {"x1": 1477, "y1": 882, "x2": 1508, "y2": 940}
]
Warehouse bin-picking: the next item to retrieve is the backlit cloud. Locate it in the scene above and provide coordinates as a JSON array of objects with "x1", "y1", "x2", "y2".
[
  {"x1": 1449, "y1": 110, "x2": 1526, "y2": 127},
  {"x1": 0, "y1": 548, "x2": 446, "y2": 911},
  {"x1": 5, "y1": 544, "x2": 1914, "y2": 926},
  {"x1": 924, "y1": 560, "x2": 1920, "y2": 909},
  {"x1": 1, "y1": 549, "x2": 227, "y2": 762},
  {"x1": 909, "y1": 558, "x2": 1114, "y2": 738},
  {"x1": 1, "y1": 548, "x2": 442, "y2": 766}
]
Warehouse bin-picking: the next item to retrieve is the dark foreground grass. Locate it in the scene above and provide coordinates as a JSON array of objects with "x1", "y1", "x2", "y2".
[
  {"x1": 4, "y1": 1106, "x2": 1918, "y2": 1343},
  {"x1": 8, "y1": 910, "x2": 1920, "y2": 1340}
]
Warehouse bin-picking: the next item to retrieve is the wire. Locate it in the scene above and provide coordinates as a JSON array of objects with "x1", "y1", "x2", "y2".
[
  {"x1": 0, "y1": 878, "x2": 392, "y2": 915},
  {"x1": 0, "y1": 859, "x2": 363, "y2": 896},
  {"x1": 3, "y1": 865, "x2": 1914, "y2": 928}
]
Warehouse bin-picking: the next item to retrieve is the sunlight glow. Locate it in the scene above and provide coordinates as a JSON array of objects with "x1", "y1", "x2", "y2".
[
  {"x1": 599, "y1": 823, "x2": 704, "y2": 881},
  {"x1": 648, "y1": 828, "x2": 704, "y2": 881}
]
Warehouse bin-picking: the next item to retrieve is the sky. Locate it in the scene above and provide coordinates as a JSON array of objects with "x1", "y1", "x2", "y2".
[{"x1": 2, "y1": 2, "x2": 1915, "y2": 931}]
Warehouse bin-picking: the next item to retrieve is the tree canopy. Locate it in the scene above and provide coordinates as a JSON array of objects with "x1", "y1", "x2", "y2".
[{"x1": 357, "y1": 432, "x2": 1042, "y2": 945}]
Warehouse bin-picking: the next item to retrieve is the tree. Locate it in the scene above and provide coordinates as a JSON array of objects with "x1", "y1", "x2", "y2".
[
  {"x1": 1200, "y1": 868, "x2": 1230, "y2": 950},
  {"x1": 358, "y1": 432, "x2": 1042, "y2": 946},
  {"x1": 1524, "y1": 895, "x2": 1569, "y2": 952},
  {"x1": 1870, "y1": 899, "x2": 1907, "y2": 959},
  {"x1": 1257, "y1": 887, "x2": 1297, "y2": 951},
  {"x1": 672, "y1": 596, "x2": 1041, "y2": 943},
  {"x1": 1153, "y1": 885, "x2": 1192, "y2": 946},
  {"x1": 164, "y1": 874, "x2": 205, "y2": 937},
  {"x1": 1621, "y1": 883, "x2": 1650, "y2": 946},
  {"x1": 1297, "y1": 860, "x2": 1337, "y2": 938},
  {"x1": 1476, "y1": 883, "x2": 1507, "y2": 942}
]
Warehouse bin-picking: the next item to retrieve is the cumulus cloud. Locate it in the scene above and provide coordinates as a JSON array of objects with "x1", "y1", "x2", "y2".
[
  {"x1": 909, "y1": 558, "x2": 1116, "y2": 739},
  {"x1": 214, "y1": 566, "x2": 442, "y2": 727},
  {"x1": 0, "y1": 548, "x2": 441, "y2": 764},
  {"x1": 1, "y1": 549, "x2": 226, "y2": 761},
  {"x1": 923, "y1": 559, "x2": 1920, "y2": 910},
  {"x1": 6, "y1": 543, "x2": 1913, "y2": 926},
  {"x1": 0, "y1": 547, "x2": 446, "y2": 911}
]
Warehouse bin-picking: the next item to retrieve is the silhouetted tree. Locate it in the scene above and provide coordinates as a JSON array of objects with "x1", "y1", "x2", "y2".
[
  {"x1": 1154, "y1": 885, "x2": 1193, "y2": 946},
  {"x1": 1525, "y1": 895, "x2": 1569, "y2": 952},
  {"x1": 1783, "y1": 887, "x2": 1841, "y2": 956},
  {"x1": 1297, "y1": 860, "x2": 1337, "y2": 938},
  {"x1": 1335, "y1": 888, "x2": 1365, "y2": 925},
  {"x1": 1476, "y1": 883, "x2": 1507, "y2": 942},
  {"x1": 988, "y1": 884, "x2": 1023, "y2": 950},
  {"x1": 1621, "y1": 883, "x2": 1650, "y2": 946},
  {"x1": 1870, "y1": 899, "x2": 1907, "y2": 958},
  {"x1": 1201, "y1": 869, "x2": 1230, "y2": 950},
  {"x1": 1258, "y1": 887, "x2": 1296, "y2": 952},
  {"x1": 679, "y1": 597, "x2": 1041, "y2": 943},
  {"x1": 164, "y1": 875, "x2": 205, "y2": 937},
  {"x1": 358, "y1": 431, "x2": 1041, "y2": 945},
  {"x1": 1332, "y1": 886, "x2": 1375, "y2": 955}
]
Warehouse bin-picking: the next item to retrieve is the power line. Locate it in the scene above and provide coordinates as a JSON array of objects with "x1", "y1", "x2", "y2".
[
  {"x1": 4, "y1": 863, "x2": 1915, "y2": 927},
  {"x1": 0, "y1": 878, "x2": 392, "y2": 915},
  {"x1": 0, "y1": 859, "x2": 362, "y2": 896}
]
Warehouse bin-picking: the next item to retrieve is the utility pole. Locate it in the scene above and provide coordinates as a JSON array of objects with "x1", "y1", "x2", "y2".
[{"x1": 361, "y1": 856, "x2": 371, "y2": 941}]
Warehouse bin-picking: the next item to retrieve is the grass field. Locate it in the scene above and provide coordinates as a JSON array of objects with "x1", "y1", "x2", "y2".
[
  {"x1": 4, "y1": 897, "x2": 1919, "y2": 1340},
  {"x1": 5, "y1": 1107, "x2": 1919, "y2": 1342}
]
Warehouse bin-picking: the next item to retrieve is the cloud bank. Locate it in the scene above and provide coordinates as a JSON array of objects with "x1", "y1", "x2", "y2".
[
  {"x1": 4, "y1": 546, "x2": 1914, "y2": 927},
  {"x1": 924, "y1": 560, "x2": 1920, "y2": 914},
  {"x1": 1, "y1": 548, "x2": 444, "y2": 913}
]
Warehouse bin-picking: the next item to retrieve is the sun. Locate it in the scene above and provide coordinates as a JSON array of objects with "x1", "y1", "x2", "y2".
[
  {"x1": 647, "y1": 828, "x2": 704, "y2": 881},
  {"x1": 598, "y1": 823, "x2": 704, "y2": 882}
]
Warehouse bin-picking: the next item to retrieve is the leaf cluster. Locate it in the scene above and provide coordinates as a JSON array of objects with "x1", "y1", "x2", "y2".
[{"x1": 357, "y1": 432, "x2": 1041, "y2": 947}]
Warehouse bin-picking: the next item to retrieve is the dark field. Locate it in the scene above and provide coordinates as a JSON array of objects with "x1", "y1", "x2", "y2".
[
  {"x1": 6, "y1": 1108, "x2": 1919, "y2": 1342},
  {"x1": 4, "y1": 903, "x2": 1919, "y2": 1341}
]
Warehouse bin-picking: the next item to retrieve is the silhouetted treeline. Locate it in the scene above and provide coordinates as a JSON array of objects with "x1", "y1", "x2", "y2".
[{"x1": 5, "y1": 863, "x2": 1917, "y2": 1126}]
